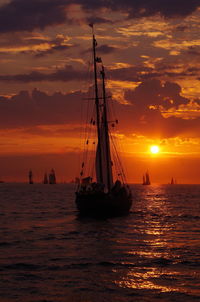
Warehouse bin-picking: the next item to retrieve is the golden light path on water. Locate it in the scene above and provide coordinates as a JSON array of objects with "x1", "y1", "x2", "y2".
[
  {"x1": 116, "y1": 269, "x2": 180, "y2": 292},
  {"x1": 113, "y1": 185, "x2": 191, "y2": 294}
]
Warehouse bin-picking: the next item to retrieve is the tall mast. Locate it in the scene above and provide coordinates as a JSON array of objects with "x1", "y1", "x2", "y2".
[
  {"x1": 101, "y1": 65, "x2": 113, "y2": 191},
  {"x1": 92, "y1": 29, "x2": 103, "y2": 183}
]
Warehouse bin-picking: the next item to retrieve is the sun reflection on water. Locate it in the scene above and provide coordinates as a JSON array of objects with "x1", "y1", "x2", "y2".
[
  {"x1": 114, "y1": 185, "x2": 188, "y2": 294},
  {"x1": 115, "y1": 268, "x2": 181, "y2": 293}
]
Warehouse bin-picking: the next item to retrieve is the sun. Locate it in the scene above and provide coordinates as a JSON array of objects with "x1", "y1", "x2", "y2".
[{"x1": 150, "y1": 145, "x2": 160, "y2": 154}]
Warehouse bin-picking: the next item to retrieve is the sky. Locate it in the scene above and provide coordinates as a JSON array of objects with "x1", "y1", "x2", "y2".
[{"x1": 0, "y1": 0, "x2": 200, "y2": 183}]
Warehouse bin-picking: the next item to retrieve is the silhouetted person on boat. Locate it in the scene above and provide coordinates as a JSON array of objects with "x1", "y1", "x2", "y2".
[{"x1": 112, "y1": 180, "x2": 122, "y2": 193}]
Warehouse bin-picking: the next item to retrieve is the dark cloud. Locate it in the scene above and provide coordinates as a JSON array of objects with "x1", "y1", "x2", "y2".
[
  {"x1": 0, "y1": 63, "x2": 163, "y2": 84},
  {"x1": 0, "y1": 62, "x2": 198, "y2": 84},
  {"x1": 96, "y1": 44, "x2": 118, "y2": 55},
  {"x1": 187, "y1": 46, "x2": 200, "y2": 57},
  {"x1": 0, "y1": 88, "x2": 86, "y2": 128},
  {"x1": 0, "y1": 0, "x2": 67, "y2": 33},
  {"x1": 0, "y1": 32, "x2": 48, "y2": 48},
  {"x1": 0, "y1": 64, "x2": 153, "y2": 83},
  {"x1": 82, "y1": 44, "x2": 119, "y2": 56},
  {"x1": 113, "y1": 79, "x2": 200, "y2": 138},
  {"x1": 0, "y1": 65, "x2": 85, "y2": 82},
  {"x1": 86, "y1": 16, "x2": 113, "y2": 25},
  {"x1": 34, "y1": 34, "x2": 73, "y2": 57},
  {"x1": 109, "y1": 66, "x2": 155, "y2": 82},
  {"x1": 0, "y1": 0, "x2": 199, "y2": 34},
  {"x1": 77, "y1": 0, "x2": 200, "y2": 19},
  {"x1": 35, "y1": 44, "x2": 73, "y2": 58},
  {"x1": 0, "y1": 81, "x2": 199, "y2": 139},
  {"x1": 174, "y1": 25, "x2": 189, "y2": 32},
  {"x1": 0, "y1": 33, "x2": 73, "y2": 57},
  {"x1": 124, "y1": 79, "x2": 189, "y2": 109}
]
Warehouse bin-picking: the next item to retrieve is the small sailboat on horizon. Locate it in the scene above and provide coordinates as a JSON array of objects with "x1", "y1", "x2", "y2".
[
  {"x1": 75, "y1": 26, "x2": 132, "y2": 218},
  {"x1": 170, "y1": 177, "x2": 177, "y2": 184},
  {"x1": 142, "y1": 171, "x2": 151, "y2": 185},
  {"x1": 49, "y1": 169, "x2": 56, "y2": 184}
]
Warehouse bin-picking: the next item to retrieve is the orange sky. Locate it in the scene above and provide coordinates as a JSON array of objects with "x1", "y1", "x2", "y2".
[{"x1": 0, "y1": 1, "x2": 200, "y2": 183}]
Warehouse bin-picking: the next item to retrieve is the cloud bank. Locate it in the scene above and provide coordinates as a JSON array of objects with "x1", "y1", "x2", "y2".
[
  {"x1": 0, "y1": 0, "x2": 199, "y2": 33},
  {"x1": 0, "y1": 80, "x2": 199, "y2": 139}
]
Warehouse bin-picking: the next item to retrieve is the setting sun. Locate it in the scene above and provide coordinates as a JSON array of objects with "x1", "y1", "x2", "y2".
[{"x1": 150, "y1": 145, "x2": 160, "y2": 154}]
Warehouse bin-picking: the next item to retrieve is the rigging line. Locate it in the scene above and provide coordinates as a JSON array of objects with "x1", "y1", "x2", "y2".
[
  {"x1": 87, "y1": 104, "x2": 96, "y2": 178},
  {"x1": 112, "y1": 144, "x2": 125, "y2": 184},
  {"x1": 111, "y1": 145, "x2": 121, "y2": 180},
  {"x1": 79, "y1": 38, "x2": 93, "y2": 152},
  {"x1": 78, "y1": 53, "x2": 92, "y2": 148},
  {"x1": 81, "y1": 97, "x2": 89, "y2": 175},
  {"x1": 110, "y1": 133, "x2": 127, "y2": 183},
  {"x1": 83, "y1": 113, "x2": 95, "y2": 178},
  {"x1": 109, "y1": 101, "x2": 129, "y2": 183},
  {"x1": 103, "y1": 68, "x2": 128, "y2": 183},
  {"x1": 109, "y1": 131, "x2": 120, "y2": 177},
  {"x1": 112, "y1": 143, "x2": 125, "y2": 183},
  {"x1": 78, "y1": 60, "x2": 92, "y2": 179},
  {"x1": 83, "y1": 106, "x2": 97, "y2": 178},
  {"x1": 110, "y1": 97, "x2": 118, "y2": 124},
  {"x1": 88, "y1": 132, "x2": 96, "y2": 180},
  {"x1": 80, "y1": 56, "x2": 94, "y2": 178},
  {"x1": 82, "y1": 81, "x2": 97, "y2": 177},
  {"x1": 112, "y1": 128, "x2": 128, "y2": 182}
]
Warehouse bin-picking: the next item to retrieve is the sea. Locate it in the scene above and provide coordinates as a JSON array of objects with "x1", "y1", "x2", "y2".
[{"x1": 0, "y1": 183, "x2": 199, "y2": 302}]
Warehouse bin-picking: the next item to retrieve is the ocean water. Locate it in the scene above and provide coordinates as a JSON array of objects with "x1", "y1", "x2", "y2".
[{"x1": 0, "y1": 183, "x2": 199, "y2": 302}]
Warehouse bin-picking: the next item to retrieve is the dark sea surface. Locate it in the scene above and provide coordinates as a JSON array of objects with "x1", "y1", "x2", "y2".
[{"x1": 0, "y1": 183, "x2": 199, "y2": 302}]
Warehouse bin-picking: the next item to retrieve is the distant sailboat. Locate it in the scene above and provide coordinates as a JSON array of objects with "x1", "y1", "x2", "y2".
[
  {"x1": 142, "y1": 171, "x2": 151, "y2": 185},
  {"x1": 170, "y1": 177, "x2": 177, "y2": 184},
  {"x1": 29, "y1": 169, "x2": 33, "y2": 184},
  {"x1": 49, "y1": 169, "x2": 56, "y2": 184},
  {"x1": 43, "y1": 172, "x2": 48, "y2": 184}
]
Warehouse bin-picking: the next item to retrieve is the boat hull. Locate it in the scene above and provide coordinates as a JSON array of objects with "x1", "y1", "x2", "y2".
[{"x1": 75, "y1": 189, "x2": 132, "y2": 218}]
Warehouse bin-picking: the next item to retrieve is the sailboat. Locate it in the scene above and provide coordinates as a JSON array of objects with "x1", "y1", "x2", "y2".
[
  {"x1": 170, "y1": 177, "x2": 174, "y2": 185},
  {"x1": 49, "y1": 169, "x2": 56, "y2": 184},
  {"x1": 75, "y1": 27, "x2": 132, "y2": 218},
  {"x1": 142, "y1": 171, "x2": 151, "y2": 185}
]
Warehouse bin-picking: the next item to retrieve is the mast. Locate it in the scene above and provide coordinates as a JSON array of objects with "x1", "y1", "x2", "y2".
[
  {"x1": 101, "y1": 65, "x2": 113, "y2": 191},
  {"x1": 92, "y1": 28, "x2": 103, "y2": 183}
]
